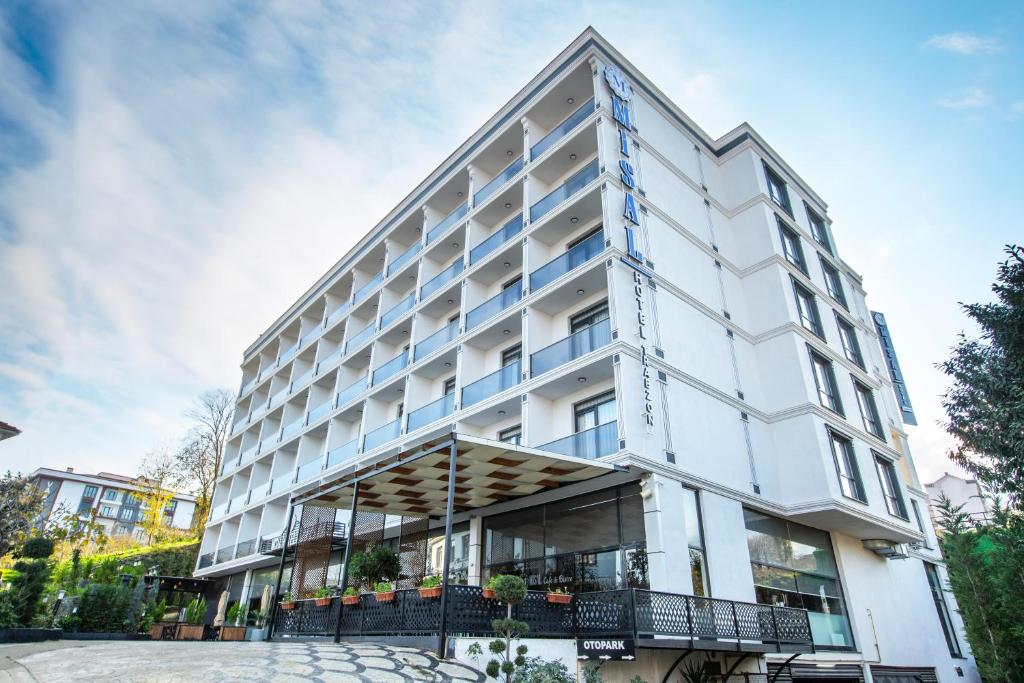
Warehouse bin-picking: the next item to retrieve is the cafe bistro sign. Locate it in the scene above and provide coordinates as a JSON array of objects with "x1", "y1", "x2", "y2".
[{"x1": 605, "y1": 64, "x2": 655, "y2": 429}]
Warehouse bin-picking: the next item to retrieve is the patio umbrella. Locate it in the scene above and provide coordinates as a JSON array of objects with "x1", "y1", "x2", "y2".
[
  {"x1": 260, "y1": 585, "x2": 272, "y2": 614},
  {"x1": 213, "y1": 590, "x2": 228, "y2": 628}
]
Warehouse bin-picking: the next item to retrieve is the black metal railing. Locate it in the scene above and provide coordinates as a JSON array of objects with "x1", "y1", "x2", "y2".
[
  {"x1": 271, "y1": 586, "x2": 812, "y2": 649},
  {"x1": 258, "y1": 521, "x2": 345, "y2": 555}
]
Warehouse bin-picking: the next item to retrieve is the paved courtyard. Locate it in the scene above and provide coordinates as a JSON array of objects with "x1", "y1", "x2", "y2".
[{"x1": 0, "y1": 640, "x2": 486, "y2": 682}]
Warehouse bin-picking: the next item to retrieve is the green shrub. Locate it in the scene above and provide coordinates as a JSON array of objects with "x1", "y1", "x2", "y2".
[
  {"x1": 491, "y1": 574, "x2": 527, "y2": 604},
  {"x1": 514, "y1": 658, "x2": 574, "y2": 683},
  {"x1": 183, "y1": 598, "x2": 206, "y2": 625},
  {"x1": 21, "y1": 537, "x2": 55, "y2": 559},
  {"x1": 348, "y1": 544, "x2": 401, "y2": 590},
  {"x1": 313, "y1": 587, "x2": 333, "y2": 599},
  {"x1": 9, "y1": 537, "x2": 55, "y2": 626},
  {"x1": 226, "y1": 602, "x2": 242, "y2": 625},
  {"x1": 419, "y1": 575, "x2": 441, "y2": 589},
  {"x1": 374, "y1": 581, "x2": 393, "y2": 593},
  {"x1": 342, "y1": 587, "x2": 359, "y2": 597},
  {"x1": 75, "y1": 584, "x2": 132, "y2": 633}
]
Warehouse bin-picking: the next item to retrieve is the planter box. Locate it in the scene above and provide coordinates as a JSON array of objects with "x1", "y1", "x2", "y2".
[
  {"x1": 0, "y1": 628, "x2": 61, "y2": 644},
  {"x1": 418, "y1": 586, "x2": 442, "y2": 599},
  {"x1": 246, "y1": 626, "x2": 267, "y2": 642},
  {"x1": 546, "y1": 592, "x2": 572, "y2": 605},
  {"x1": 341, "y1": 595, "x2": 360, "y2": 606},
  {"x1": 63, "y1": 632, "x2": 150, "y2": 641},
  {"x1": 481, "y1": 588, "x2": 495, "y2": 599},
  {"x1": 219, "y1": 626, "x2": 247, "y2": 641},
  {"x1": 175, "y1": 624, "x2": 205, "y2": 641},
  {"x1": 374, "y1": 591, "x2": 396, "y2": 603},
  {"x1": 149, "y1": 622, "x2": 178, "y2": 641},
  {"x1": 280, "y1": 601, "x2": 297, "y2": 611},
  {"x1": 314, "y1": 597, "x2": 332, "y2": 607}
]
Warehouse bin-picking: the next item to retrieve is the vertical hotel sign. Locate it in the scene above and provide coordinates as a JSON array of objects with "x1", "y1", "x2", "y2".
[
  {"x1": 871, "y1": 311, "x2": 917, "y2": 426},
  {"x1": 605, "y1": 64, "x2": 654, "y2": 429}
]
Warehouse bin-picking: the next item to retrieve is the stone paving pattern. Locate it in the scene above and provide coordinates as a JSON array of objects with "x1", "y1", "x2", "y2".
[{"x1": 0, "y1": 640, "x2": 487, "y2": 682}]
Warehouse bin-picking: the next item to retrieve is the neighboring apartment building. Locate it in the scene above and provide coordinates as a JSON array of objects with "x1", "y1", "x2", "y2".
[
  {"x1": 195, "y1": 28, "x2": 978, "y2": 682},
  {"x1": 31, "y1": 467, "x2": 197, "y2": 540},
  {"x1": 926, "y1": 472, "x2": 993, "y2": 527},
  {"x1": 0, "y1": 420, "x2": 21, "y2": 441}
]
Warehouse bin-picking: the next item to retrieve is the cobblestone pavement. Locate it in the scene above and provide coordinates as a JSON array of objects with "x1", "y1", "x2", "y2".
[{"x1": 0, "y1": 640, "x2": 486, "y2": 682}]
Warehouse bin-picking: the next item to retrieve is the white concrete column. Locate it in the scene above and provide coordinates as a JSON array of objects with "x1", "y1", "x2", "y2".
[
  {"x1": 641, "y1": 473, "x2": 694, "y2": 594},
  {"x1": 467, "y1": 515, "x2": 484, "y2": 586}
]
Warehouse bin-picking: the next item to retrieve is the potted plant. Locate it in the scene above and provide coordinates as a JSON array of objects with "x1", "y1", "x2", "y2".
[
  {"x1": 418, "y1": 575, "x2": 442, "y2": 599},
  {"x1": 546, "y1": 587, "x2": 572, "y2": 605},
  {"x1": 175, "y1": 598, "x2": 206, "y2": 640},
  {"x1": 374, "y1": 581, "x2": 396, "y2": 603},
  {"x1": 246, "y1": 609, "x2": 268, "y2": 641},
  {"x1": 482, "y1": 575, "x2": 498, "y2": 599},
  {"x1": 219, "y1": 602, "x2": 247, "y2": 641},
  {"x1": 279, "y1": 592, "x2": 296, "y2": 610},
  {"x1": 348, "y1": 543, "x2": 401, "y2": 597},
  {"x1": 341, "y1": 587, "x2": 360, "y2": 606},
  {"x1": 313, "y1": 587, "x2": 333, "y2": 607}
]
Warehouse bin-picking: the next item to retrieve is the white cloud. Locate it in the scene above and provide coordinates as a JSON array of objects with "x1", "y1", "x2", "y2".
[
  {"x1": 938, "y1": 86, "x2": 993, "y2": 109},
  {"x1": 924, "y1": 32, "x2": 1004, "y2": 55}
]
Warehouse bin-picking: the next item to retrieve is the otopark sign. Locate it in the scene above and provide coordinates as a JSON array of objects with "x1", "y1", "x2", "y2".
[{"x1": 576, "y1": 637, "x2": 636, "y2": 661}]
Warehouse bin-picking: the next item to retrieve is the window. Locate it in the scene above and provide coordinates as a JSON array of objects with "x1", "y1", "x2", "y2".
[
  {"x1": 442, "y1": 377, "x2": 456, "y2": 395},
  {"x1": 809, "y1": 349, "x2": 843, "y2": 414},
  {"x1": 164, "y1": 500, "x2": 177, "y2": 513},
  {"x1": 820, "y1": 257, "x2": 847, "y2": 307},
  {"x1": 874, "y1": 454, "x2": 907, "y2": 518},
  {"x1": 855, "y1": 381, "x2": 884, "y2": 439},
  {"x1": 82, "y1": 485, "x2": 98, "y2": 500},
  {"x1": 574, "y1": 391, "x2": 616, "y2": 432},
  {"x1": 99, "y1": 505, "x2": 114, "y2": 517},
  {"x1": 501, "y1": 344, "x2": 522, "y2": 367},
  {"x1": 835, "y1": 315, "x2": 864, "y2": 367},
  {"x1": 805, "y1": 204, "x2": 833, "y2": 254},
  {"x1": 566, "y1": 226, "x2": 602, "y2": 251},
  {"x1": 924, "y1": 562, "x2": 963, "y2": 658},
  {"x1": 498, "y1": 425, "x2": 522, "y2": 445},
  {"x1": 104, "y1": 489, "x2": 119, "y2": 501},
  {"x1": 828, "y1": 430, "x2": 865, "y2": 502},
  {"x1": 569, "y1": 300, "x2": 610, "y2": 334},
  {"x1": 910, "y1": 499, "x2": 930, "y2": 548},
  {"x1": 745, "y1": 509, "x2": 854, "y2": 648},
  {"x1": 792, "y1": 280, "x2": 823, "y2": 337},
  {"x1": 777, "y1": 218, "x2": 806, "y2": 273},
  {"x1": 114, "y1": 524, "x2": 131, "y2": 536},
  {"x1": 396, "y1": 402, "x2": 404, "y2": 419},
  {"x1": 683, "y1": 488, "x2": 709, "y2": 597},
  {"x1": 763, "y1": 163, "x2": 792, "y2": 215}
]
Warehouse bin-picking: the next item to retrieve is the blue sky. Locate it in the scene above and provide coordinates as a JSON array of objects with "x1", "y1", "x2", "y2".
[{"x1": 0, "y1": 1, "x2": 1021, "y2": 484}]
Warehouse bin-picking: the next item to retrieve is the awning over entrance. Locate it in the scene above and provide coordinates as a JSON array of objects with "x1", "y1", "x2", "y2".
[{"x1": 292, "y1": 432, "x2": 624, "y2": 517}]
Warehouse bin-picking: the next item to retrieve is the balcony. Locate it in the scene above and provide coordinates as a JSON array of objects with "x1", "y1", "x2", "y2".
[
  {"x1": 215, "y1": 545, "x2": 235, "y2": 564},
  {"x1": 307, "y1": 398, "x2": 333, "y2": 425},
  {"x1": 529, "y1": 158, "x2": 600, "y2": 224},
  {"x1": 228, "y1": 492, "x2": 247, "y2": 514},
  {"x1": 269, "y1": 386, "x2": 288, "y2": 409},
  {"x1": 539, "y1": 421, "x2": 619, "y2": 460},
  {"x1": 281, "y1": 417, "x2": 304, "y2": 442},
  {"x1": 299, "y1": 326, "x2": 320, "y2": 349},
  {"x1": 278, "y1": 343, "x2": 298, "y2": 366},
  {"x1": 530, "y1": 229, "x2": 604, "y2": 292},
  {"x1": 407, "y1": 393, "x2": 455, "y2": 432},
  {"x1": 531, "y1": 318, "x2": 612, "y2": 376},
  {"x1": 363, "y1": 418, "x2": 400, "y2": 451},
  {"x1": 250, "y1": 401, "x2": 268, "y2": 422},
  {"x1": 387, "y1": 242, "x2": 422, "y2": 277},
  {"x1": 530, "y1": 97, "x2": 595, "y2": 160},
  {"x1": 372, "y1": 351, "x2": 409, "y2": 386},
  {"x1": 296, "y1": 457, "x2": 325, "y2": 483},
  {"x1": 426, "y1": 202, "x2": 468, "y2": 244},
  {"x1": 470, "y1": 213, "x2": 524, "y2": 266},
  {"x1": 326, "y1": 438, "x2": 359, "y2": 468},
  {"x1": 292, "y1": 367, "x2": 314, "y2": 391},
  {"x1": 352, "y1": 272, "x2": 383, "y2": 304},
  {"x1": 325, "y1": 301, "x2": 349, "y2": 328},
  {"x1": 462, "y1": 361, "x2": 521, "y2": 407},
  {"x1": 336, "y1": 375, "x2": 368, "y2": 407},
  {"x1": 248, "y1": 480, "x2": 272, "y2": 502},
  {"x1": 270, "y1": 470, "x2": 294, "y2": 495},
  {"x1": 239, "y1": 443, "x2": 258, "y2": 464},
  {"x1": 197, "y1": 552, "x2": 214, "y2": 569},
  {"x1": 474, "y1": 155, "x2": 524, "y2": 207},
  {"x1": 344, "y1": 322, "x2": 374, "y2": 354},
  {"x1": 414, "y1": 320, "x2": 459, "y2": 361},
  {"x1": 239, "y1": 377, "x2": 257, "y2": 396},
  {"x1": 316, "y1": 347, "x2": 343, "y2": 374},
  {"x1": 420, "y1": 257, "x2": 464, "y2": 301},
  {"x1": 259, "y1": 430, "x2": 281, "y2": 454},
  {"x1": 235, "y1": 538, "x2": 257, "y2": 558},
  {"x1": 466, "y1": 281, "x2": 523, "y2": 331},
  {"x1": 380, "y1": 292, "x2": 415, "y2": 329}
]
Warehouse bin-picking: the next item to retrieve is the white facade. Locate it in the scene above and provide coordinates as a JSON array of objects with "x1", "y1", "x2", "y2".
[
  {"x1": 926, "y1": 472, "x2": 992, "y2": 527},
  {"x1": 31, "y1": 467, "x2": 197, "y2": 539},
  {"x1": 197, "y1": 29, "x2": 978, "y2": 682}
]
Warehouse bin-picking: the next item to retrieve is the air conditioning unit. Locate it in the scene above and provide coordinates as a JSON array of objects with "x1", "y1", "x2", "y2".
[{"x1": 862, "y1": 539, "x2": 908, "y2": 559}]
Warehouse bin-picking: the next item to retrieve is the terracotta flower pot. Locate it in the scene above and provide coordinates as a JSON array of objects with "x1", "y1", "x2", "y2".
[
  {"x1": 418, "y1": 586, "x2": 442, "y2": 599},
  {"x1": 374, "y1": 591, "x2": 396, "y2": 603},
  {"x1": 280, "y1": 601, "x2": 297, "y2": 610},
  {"x1": 341, "y1": 595, "x2": 360, "y2": 606},
  {"x1": 482, "y1": 588, "x2": 495, "y2": 599},
  {"x1": 546, "y1": 592, "x2": 572, "y2": 605},
  {"x1": 314, "y1": 597, "x2": 332, "y2": 607}
]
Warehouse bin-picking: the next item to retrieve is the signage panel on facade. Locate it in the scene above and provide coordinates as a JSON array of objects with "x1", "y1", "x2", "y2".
[
  {"x1": 576, "y1": 638, "x2": 636, "y2": 661},
  {"x1": 871, "y1": 310, "x2": 917, "y2": 426}
]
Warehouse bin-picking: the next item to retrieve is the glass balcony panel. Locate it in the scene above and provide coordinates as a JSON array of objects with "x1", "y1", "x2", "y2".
[
  {"x1": 353, "y1": 272, "x2": 383, "y2": 304},
  {"x1": 466, "y1": 280, "x2": 523, "y2": 330},
  {"x1": 344, "y1": 322, "x2": 375, "y2": 354},
  {"x1": 250, "y1": 402, "x2": 268, "y2": 421},
  {"x1": 326, "y1": 438, "x2": 359, "y2": 468},
  {"x1": 407, "y1": 393, "x2": 455, "y2": 432},
  {"x1": 259, "y1": 430, "x2": 281, "y2": 454},
  {"x1": 529, "y1": 229, "x2": 604, "y2": 292},
  {"x1": 279, "y1": 343, "x2": 298, "y2": 365},
  {"x1": 240, "y1": 377, "x2": 257, "y2": 395},
  {"x1": 529, "y1": 97, "x2": 595, "y2": 160},
  {"x1": 270, "y1": 471, "x2": 294, "y2": 494},
  {"x1": 387, "y1": 241, "x2": 422, "y2": 277},
  {"x1": 296, "y1": 457, "x2": 324, "y2": 483},
  {"x1": 529, "y1": 157, "x2": 600, "y2": 224},
  {"x1": 336, "y1": 375, "x2": 368, "y2": 407},
  {"x1": 530, "y1": 318, "x2": 612, "y2": 377},
  {"x1": 372, "y1": 351, "x2": 409, "y2": 386},
  {"x1": 414, "y1": 319, "x2": 459, "y2": 361},
  {"x1": 293, "y1": 367, "x2": 314, "y2": 390},
  {"x1": 461, "y1": 361, "x2": 521, "y2": 407},
  {"x1": 239, "y1": 444, "x2": 258, "y2": 463},
  {"x1": 473, "y1": 156, "x2": 524, "y2": 207},
  {"x1": 470, "y1": 213, "x2": 524, "y2": 266},
  {"x1": 426, "y1": 202, "x2": 468, "y2": 244},
  {"x1": 300, "y1": 327, "x2": 319, "y2": 349},
  {"x1": 231, "y1": 416, "x2": 247, "y2": 434},
  {"x1": 281, "y1": 417, "x2": 304, "y2": 441},
  {"x1": 229, "y1": 492, "x2": 247, "y2": 513},
  {"x1": 210, "y1": 502, "x2": 229, "y2": 519},
  {"x1": 269, "y1": 387, "x2": 288, "y2": 408},
  {"x1": 198, "y1": 552, "x2": 214, "y2": 569},
  {"x1": 420, "y1": 257, "x2": 464, "y2": 300},
  {"x1": 307, "y1": 398, "x2": 333, "y2": 425},
  {"x1": 216, "y1": 545, "x2": 236, "y2": 564},
  {"x1": 380, "y1": 292, "x2": 415, "y2": 329},
  {"x1": 249, "y1": 481, "x2": 272, "y2": 501},
  {"x1": 363, "y1": 418, "x2": 401, "y2": 451},
  {"x1": 235, "y1": 538, "x2": 257, "y2": 558},
  {"x1": 538, "y1": 420, "x2": 618, "y2": 460},
  {"x1": 325, "y1": 301, "x2": 350, "y2": 328}
]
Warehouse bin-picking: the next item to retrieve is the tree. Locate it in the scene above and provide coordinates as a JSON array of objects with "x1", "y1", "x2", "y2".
[
  {"x1": 174, "y1": 390, "x2": 233, "y2": 531},
  {"x1": 46, "y1": 503, "x2": 107, "y2": 561},
  {"x1": 485, "y1": 575, "x2": 529, "y2": 683},
  {"x1": 138, "y1": 449, "x2": 182, "y2": 544},
  {"x1": 0, "y1": 471, "x2": 46, "y2": 558},
  {"x1": 9, "y1": 537, "x2": 55, "y2": 626},
  {"x1": 939, "y1": 245, "x2": 1024, "y2": 505}
]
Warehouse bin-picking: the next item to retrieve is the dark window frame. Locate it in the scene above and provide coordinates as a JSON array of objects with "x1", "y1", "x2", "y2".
[
  {"x1": 827, "y1": 428, "x2": 866, "y2": 503},
  {"x1": 566, "y1": 225, "x2": 603, "y2": 251},
  {"x1": 808, "y1": 347, "x2": 844, "y2": 415},
  {"x1": 573, "y1": 390, "x2": 617, "y2": 433},
  {"x1": 501, "y1": 343, "x2": 522, "y2": 367},
  {"x1": 498, "y1": 425, "x2": 522, "y2": 445},
  {"x1": 569, "y1": 299, "x2": 610, "y2": 334},
  {"x1": 804, "y1": 202, "x2": 833, "y2": 254},
  {"x1": 854, "y1": 380, "x2": 885, "y2": 440},
  {"x1": 763, "y1": 162, "x2": 792, "y2": 215},
  {"x1": 819, "y1": 256, "x2": 847, "y2": 308},
  {"x1": 777, "y1": 217, "x2": 807, "y2": 274},
  {"x1": 924, "y1": 562, "x2": 963, "y2": 658},
  {"x1": 792, "y1": 278, "x2": 824, "y2": 338},
  {"x1": 873, "y1": 452, "x2": 908, "y2": 519},
  {"x1": 835, "y1": 314, "x2": 864, "y2": 368}
]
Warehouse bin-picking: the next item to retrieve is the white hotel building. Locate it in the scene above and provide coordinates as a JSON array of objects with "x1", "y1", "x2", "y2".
[{"x1": 196, "y1": 29, "x2": 977, "y2": 682}]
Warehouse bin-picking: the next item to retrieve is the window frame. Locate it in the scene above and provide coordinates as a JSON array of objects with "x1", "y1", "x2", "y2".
[
  {"x1": 501, "y1": 343, "x2": 522, "y2": 367},
  {"x1": 808, "y1": 347, "x2": 844, "y2": 415},
  {"x1": 819, "y1": 256, "x2": 847, "y2": 308},
  {"x1": 498, "y1": 425, "x2": 522, "y2": 445},
  {"x1": 835, "y1": 314, "x2": 864, "y2": 368},
  {"x1": 566, "y1": 225, "x2": 603, "y2": 251},
  {"x1": 763, "y1": 162, "x2": 792, "y2": 215},
  {"x1": 804, "y1": 203, "x2": 833, "y2": 254},
  {"x1": 924, "y1": 562, "x2": 963, "y2": 658},
  {"x1": 777, "y1": 217, "x2": 807, "y2": 274},
  {"x1": 873, "y1": 452, "x2": 908, "y2": 519},
  {"x1": 573, "y1": 390, "x2": 617, "y2": 433},
  {"x1": 442, "y1": 376, "x2": 457, "y2": 396},
  {"x1": 569, "y1": 300, "x2": 610, "y2": 334},
  {"x1": 82, "y1": 485, "x2": 98, "y2": 500},
  {"x1": 854, "y1": 380, "x2": 885, "y2": 440},
  {"x1": 827, "y1": 428, "x2": 866, "y2": 503},
  {"x1": 792, "y1": 278, "x2": 824, "y2": 338}
]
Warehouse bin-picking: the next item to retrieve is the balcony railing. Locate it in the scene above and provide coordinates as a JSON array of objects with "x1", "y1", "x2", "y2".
[
  {"x1": 529, "y1": 229, "x2": 604, "y2": 292},
  {"x1": 248, "y1": 480, "x2": 272, "y2": 503},
  {"x1": 380, "y1": 292, "x2": 415, "y2": 329},
  {"x1": 215, "y1": 545, "x2": 235, "y2": 564},
  {"x1": 259, "y1": 430, "x2": 281, "y2": 454},
  {"x1": 539, "y1": 420, "x2": 618, "y2": 460},
  {"x1": 239, "y1": 377, "x2": 257, "y2": 396},
  {"x1": 326, "y1": 438, "x2": 359, "y2": 468},
  {"x1": 278, "y1": 343, "x2": 298, "y2": 366},
  {"x1": 259, "y1": 521, "x2": 345, "y2": 556},
  {"x1": 466, "y1": 281, "x2": 523, "y2": 330},
  {"x1": 344, "y1": 322, "x2": 374, "y2": 354},
  {"x1": 228, "y1": 493, "x2": 247, "y2": 514},
  {"x1": 387, "y1": 241, "x2": 422, "y2": 277},
  {"x1": 462, "y1": 361, "x2": 521, "y2": 407},
  {"x1": 426, "y1": 202, "x2": 468, "y2": 244},
  {"x1": 325, "y1": 301, "x2": 349, "y2": 328},
  {"x1": 372, "y1": 351, "x2": 408, "y2": 386},
  {"x1": 270, "y1": 471, "x2": 294, "y2": 495},
  {"x1": 316, "y1": 347, "x2": 343, "y2": 375},
  {"x1": 352, "y1": 272, "x2": 384, "y2": 305},
  {"x1": 292, "y1": 367, "x2": 314, "y2": 391},
  {"x1": 336, "y1": 375, "x2": 368, "y2": 407},
  {"x1": 296, "y1": 457, "x2": 325, "y2": 483},
  {"x1": 235, "y1": 538, "x2": 257, "y2": 559},
  {"x1": 250, "y1": 401, "x2": 268, "y2": 422},
  {"x1": 281, "y1": 417, "x2": 304, "y2": 442},
  {"x1": 420, "y1": 257, "x2": 464, "y2": 300},
  {"x1": 407, "y1": 393, "x2": 455, "y2": 432},
  {"x1": 363, "y1": 418, "x2": 400, "y2": 451},
  {"x1": 269, "y1": 386, "x2": 288, "y2": 408},
  {"x1": 530, "y1": 97, "x2": 596, "y2": 160},
  {"x1": 197, "y1": 552, "x2": 214, "y2": 569},
  {"x1": 470, "y1": 213, "x2": 524, "y2": 266},
  {"x1": 529, "y1": 157, "x2": 600, "y2": 224},
  {"x1": 307, "y1": 398, "x2": 333, "y2": 425},
  {"x1": 530, "y1": 317, "x2": 612, "y2": 376},
  {"x1": 414, "y1": 319, "x2": 459, "y2": 361},
  {"x1": 474, "y1": 156, "x2": 525, "y2": 207},
  {"x1": 239, "y1": 443, "x2": 258, "y2": 464},
  {"x1": 300, "y1": 326, "x2": 320, "y2": 349}
]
